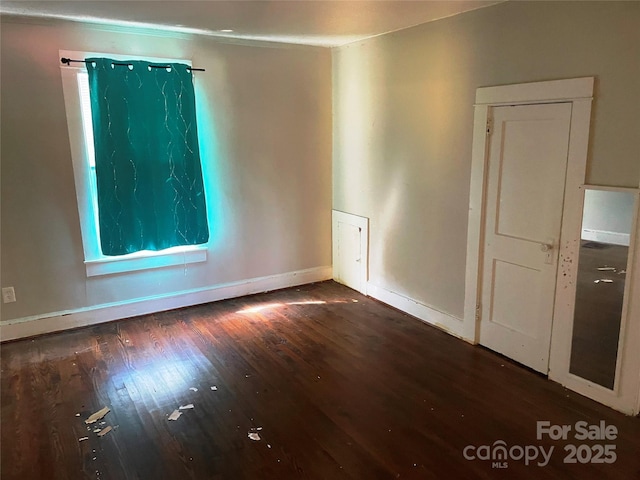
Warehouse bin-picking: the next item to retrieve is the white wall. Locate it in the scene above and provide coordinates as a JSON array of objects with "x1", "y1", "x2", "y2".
[
  {"x1": 582, "y1": 190, "x2": 636, "y2": 246},
  {"x1": 333, "y1": 1, "x2": 640, "y2": 319},
  {"x1": 0, "y1": 17, "x2": 333, "y2": 334}
]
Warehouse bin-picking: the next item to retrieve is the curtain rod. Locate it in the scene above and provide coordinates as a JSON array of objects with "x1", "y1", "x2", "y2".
[{"x1": 60, "y1": 57, "x2": 205, "y2": 72}]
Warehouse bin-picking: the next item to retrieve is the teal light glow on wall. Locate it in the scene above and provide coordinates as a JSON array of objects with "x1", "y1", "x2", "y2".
[{"x1": 192, "y1": 77, "x2": 225, "y2": 249}]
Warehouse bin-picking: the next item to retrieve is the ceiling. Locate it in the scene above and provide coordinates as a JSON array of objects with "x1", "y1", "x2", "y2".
[{"x1": 0, "y1": 0, "x2": 503, "y2": 47}]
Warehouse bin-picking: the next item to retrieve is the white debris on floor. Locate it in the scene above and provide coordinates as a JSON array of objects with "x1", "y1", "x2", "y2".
[
  {"x1": 179, "y1": 404, "x2": 194, "y2": 410},
  {"x1": 189, "y1": 387, "x2": 198, "y2": 392},
  {"x1": 594, "y1": 279, "x2": 614, "y2": 283},
  {"x1": 210, "y1": 386, "x2": 218, "y2": 391},
  {"x1": 597, "y1": 266, "x2": 617, "y2": 271},
  {"x1": 85, "y1": 406, "x2": 110, "y2": 424},
  {"x1": 247, "y1": 425, "x2": 264, "y2": 441},
  {"x1": 77, "y1": 407, "x2": 117, "y2": 444},
  {"x1": 168, "y1": 410, "x2": 183, "y2": 421}
]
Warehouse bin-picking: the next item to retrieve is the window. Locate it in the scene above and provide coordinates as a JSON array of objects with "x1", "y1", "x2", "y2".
[{"x1": 61, "y1": 50, "x2": 210, "y2": 276}]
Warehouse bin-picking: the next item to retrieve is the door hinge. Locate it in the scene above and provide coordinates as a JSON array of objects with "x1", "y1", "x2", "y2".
[
  {"x1": 475, "y1": 303, "x2": 481, "y2": 322},
  {"x1": 486, "y1": 117, "x2": 493, "y2": 136}
]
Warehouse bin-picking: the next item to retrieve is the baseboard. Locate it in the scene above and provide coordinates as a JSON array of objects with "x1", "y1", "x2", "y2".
[
  {"x1": 366, "y1": 282, "x2": 468, "y2": 341},
  {"x1": 0, "y1": 266, "x2": 332, "y2": 342},
  {"x1": 582, "y1": 229, "x2": 630, "y2": 247}
]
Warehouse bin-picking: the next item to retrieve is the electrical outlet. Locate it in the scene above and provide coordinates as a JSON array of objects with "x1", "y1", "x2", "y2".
[{"x1": 2, "y1": 287, "x2": 16, "y2": 303}]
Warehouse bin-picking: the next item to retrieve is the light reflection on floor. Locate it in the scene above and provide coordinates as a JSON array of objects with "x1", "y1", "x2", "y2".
[
  {"x1": 235, "y1": 299, "x2": 358, "y2": 315},
  {"x1": 111, "y1": 357, "x2": 202, "y2": 404}
]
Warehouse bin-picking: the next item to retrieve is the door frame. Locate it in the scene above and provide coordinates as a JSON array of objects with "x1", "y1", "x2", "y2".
[{"x1": 463, "y1": 77, "x2": 594, "y2": 343}]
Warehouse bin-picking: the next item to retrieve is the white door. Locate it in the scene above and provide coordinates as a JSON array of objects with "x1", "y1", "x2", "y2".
[
  {"x1": 479, "y1": 103, "x2": 572, "y2": 373},
  {"x1": 334, "y1": 221, "x2": 363, "y2": 292}
]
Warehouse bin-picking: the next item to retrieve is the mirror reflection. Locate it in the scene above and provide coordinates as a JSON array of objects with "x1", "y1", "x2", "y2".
[{"x1": 569, "y1": 189, "x2": 635, "y2": 389}]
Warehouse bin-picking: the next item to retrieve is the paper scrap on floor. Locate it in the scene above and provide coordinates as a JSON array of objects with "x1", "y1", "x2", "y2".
[
  {"x1": 85, "y1": 406, "x2": 110, "y2": 424},
  {"x1": 168, "y1": 410, "x2": 182, "y2": 421}
]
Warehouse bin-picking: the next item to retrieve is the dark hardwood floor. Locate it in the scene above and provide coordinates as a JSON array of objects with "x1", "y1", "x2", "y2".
[{"x1": 1, "y1": 281, "x2": 639, "y2": 479}]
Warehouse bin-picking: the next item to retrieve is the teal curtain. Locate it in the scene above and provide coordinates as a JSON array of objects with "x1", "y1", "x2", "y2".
[{"x1": 86, "y1": 57, "x2": 209, "y2": 256}]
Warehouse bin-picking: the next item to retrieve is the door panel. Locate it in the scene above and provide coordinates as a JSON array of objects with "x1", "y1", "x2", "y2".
[
  {"x1": 491, "y1": 260, "x2": 542, "y2": 337},
  {"x1": 480, "y1": 103, "x2": 572, "y2": 373},
  {"x1": 495, "y1": 118, "x2": 569, "y2": 242}
]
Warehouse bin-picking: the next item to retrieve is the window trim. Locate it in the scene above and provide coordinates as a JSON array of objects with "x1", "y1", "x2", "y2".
[{"x1": 60, "y1": 49, "x2": 209, "y2": 277}]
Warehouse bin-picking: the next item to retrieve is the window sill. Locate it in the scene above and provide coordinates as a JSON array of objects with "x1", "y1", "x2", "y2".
[{"x1": 85, "y1": 246, "x2": 207, "y2": 277}]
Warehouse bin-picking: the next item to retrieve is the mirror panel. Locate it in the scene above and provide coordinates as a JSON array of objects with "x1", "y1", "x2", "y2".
[{"x1": 569, "y1": 189, "x2": 636, "y2": 389}]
